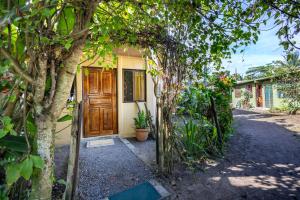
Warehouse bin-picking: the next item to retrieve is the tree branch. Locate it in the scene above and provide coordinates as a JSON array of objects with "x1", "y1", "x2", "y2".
[{"x1": 0, "y1": 48, "x2": 34, "y2": 83}]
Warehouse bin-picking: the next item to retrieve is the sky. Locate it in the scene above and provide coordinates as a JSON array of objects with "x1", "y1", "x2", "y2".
[{"x1": 224, "y1": 23, "x2": 285, "y2": 76}]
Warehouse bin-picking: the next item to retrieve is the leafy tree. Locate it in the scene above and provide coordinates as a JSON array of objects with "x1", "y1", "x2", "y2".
[
  {"x1": 274, "y1": 51, "x2": 300, "y2": 114},
  {"x1": 261, "y1": 0, "x2": 300, "y2": 51},
  {"x1": 232, "y1": 73, "x2": 243, "y2": 81},
  {"x1": 0, "y1": 1, "x2": 99, "y2": 198},
  {"x1": 274, "y1": 51, "x2": 300, "y2": 69},
  {"x1": 244, "y1": 51, "x2": 300, "y2": 80},
  {"x1": 244, "y1": 63, "x2": 276, "y2": 80}
]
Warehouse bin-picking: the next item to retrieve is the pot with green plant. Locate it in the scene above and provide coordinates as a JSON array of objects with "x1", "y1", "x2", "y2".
[{"x1": 134, "y1": 111, "x2": 149, "y2": 141}]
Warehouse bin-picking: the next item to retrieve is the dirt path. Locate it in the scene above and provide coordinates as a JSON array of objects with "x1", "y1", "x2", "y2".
[{"x1": 164, "y1": 109, "x2": 300, "y2": 200}]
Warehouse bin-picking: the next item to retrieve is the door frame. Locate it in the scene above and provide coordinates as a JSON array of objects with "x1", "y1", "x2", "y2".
[
  {"x1": 82, "y1": 66, "x2": 118, "y2": 137},
  {"x1": 256, "y1": 84, "x2": 263, "y2": 107}
]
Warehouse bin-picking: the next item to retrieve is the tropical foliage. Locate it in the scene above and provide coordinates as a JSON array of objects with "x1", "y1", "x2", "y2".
[
  {"x1": 176, "y1": 72, "x2": 235, "y2": 164},
  {"x1": 134, "y1": 111, "x2": 148, "y2": 129},
  {"x1": 244, "y1": 52, "x2": 300, "y2": 80},
  {"x1": 241, "y1": 90, "x2": 253, "y2": 109},
  {"x1": 0, "y1": 0, "x2": 299, "y2": 198},
  {"x1": 275, "y1": 52, "x2": 300, "y2": 113}
]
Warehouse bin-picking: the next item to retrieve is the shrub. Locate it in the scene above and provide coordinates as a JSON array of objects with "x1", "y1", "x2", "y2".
[
  {"x1": 175, "y1": 72, "x2": 235, "y2": 164},
  {"x1": 176, "y1": 117, "x2": 219, "y2": 161},
  {"x1": 241, "y1": 90, "x2": 253, "y2": 109},
  {"x1": 134, "y1": 111, "x2": 148, "y2": 129}
]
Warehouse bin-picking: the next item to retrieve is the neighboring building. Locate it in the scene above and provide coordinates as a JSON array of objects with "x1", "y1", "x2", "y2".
[
  {"x1": 55, "y1": 47, "x2": 156, "y2": 146},
  {"x1": 232, "y1": 76, "x2": 288, "y2": 109}
]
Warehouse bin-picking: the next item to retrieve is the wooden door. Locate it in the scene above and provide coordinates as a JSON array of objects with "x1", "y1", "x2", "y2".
[
  {"x1": 83, "y1": 67, "x2": 117, "y2": 137},
  {"x1": 256, "y1": 84, "x2": 263, "y2": 107}
]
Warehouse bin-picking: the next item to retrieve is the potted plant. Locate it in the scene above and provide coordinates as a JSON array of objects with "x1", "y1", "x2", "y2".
[{"x1": 134, "y1": 111, "x2": 149, "y2": 141}]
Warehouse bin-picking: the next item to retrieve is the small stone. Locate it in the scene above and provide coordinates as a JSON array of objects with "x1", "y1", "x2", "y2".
[
  {"x1": 171, "y1": 180, "x2": 176, "y2": 186},
  {"x1": 187, "y1": 186, "x2": 194, "y2": 191},
  {"x1": 178, "y1": 177, "x2": 182, "y2": 181}
]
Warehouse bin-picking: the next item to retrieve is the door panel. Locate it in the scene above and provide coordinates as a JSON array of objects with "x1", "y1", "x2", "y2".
[
  {"x1": 264, "y1": 84, "x2": 273, "y2": 108},
  {"x1": 89, "y1": 108, "x2": 100, "y2": 132},
  {"x1": 88, "y1": 71, "x2": 99, "y2": 94},
  {"x1": 103, "y1": 108, "x2": 113, "y2": 130},
  {"x1": 102, "y1": 72, "x2": 112, "y2": 95},
  {"x1": 83, "y1": 68, "x2": 117, "y2": 137}
]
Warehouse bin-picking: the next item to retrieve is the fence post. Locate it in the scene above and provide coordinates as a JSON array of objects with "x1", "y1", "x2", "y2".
[{"x1": 64, "y1": 102, "x2": 82, "y2": 200}]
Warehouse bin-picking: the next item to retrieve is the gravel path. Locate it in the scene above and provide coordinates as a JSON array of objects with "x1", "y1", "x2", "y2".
[
  {"x1": 163, "y1": 109, "x2": 300, "y2": 200},
  {"x1": 127, "y1": 138, "x2": 157, "y2": 169},
  {"x1": 77, "y1": 137, "x2": 155, "y2": 200}
]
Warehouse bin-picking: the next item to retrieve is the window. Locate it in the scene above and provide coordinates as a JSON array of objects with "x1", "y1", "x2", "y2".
[
  {"x1": 123, "y1": 69, "x2": 146, "y2": 102},
  {"x1": 246, "y1": 84, "x2": 252, "y2": 93},
  {"x1": 235, "y1": 88, "x2": 241, "y2": 98},
  {"x1": 277, "y1": 90, "x2": 286, "y2": 98}
]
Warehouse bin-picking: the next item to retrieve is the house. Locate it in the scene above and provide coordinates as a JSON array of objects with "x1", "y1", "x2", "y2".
[
  {"x1": 55, "y1": 47, "x2": 157, "y2": 146},
  {"x1": 232, "y1": 76, "x2": 288, "y2": 109}
]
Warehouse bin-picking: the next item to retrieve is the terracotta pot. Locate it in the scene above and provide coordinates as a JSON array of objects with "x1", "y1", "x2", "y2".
[{"x1": 136, "y1": 128, "x2": 149, "y2": 142}]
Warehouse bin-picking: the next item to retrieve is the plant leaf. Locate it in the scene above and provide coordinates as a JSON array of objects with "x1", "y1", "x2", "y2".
[
  {"x1": 6, "y1": 164, "x2": 20, "y2": 186},
  {"x1": 30, "y1": 155, "x2": 44, "y2": 169},
  {"x1": 20, "y1": 157, "x2": 33, "y2": 180},
  {"x1": 57, "y1": 114, "x2": 72, "y2": 122},
  {"x1": 0, "y1": 135, "x2": 28, "y2": 153},
  {"x1": 57, "y1": 7, "x2": 75, "y2": 35},
  {"x1": 0, "y1": 129, "x2": 7, "y2": 139}
]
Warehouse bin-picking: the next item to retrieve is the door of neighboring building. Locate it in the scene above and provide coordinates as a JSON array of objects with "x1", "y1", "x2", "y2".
[
  {"x1": 264, "y1": 84, "x2": 273, "y2": 108},
  {"x1": 256, "y1": 84, "x2": 263, "y2": 107},
  {"x1": 83, "y1": 67, "x2": 117, "y2": 137}
]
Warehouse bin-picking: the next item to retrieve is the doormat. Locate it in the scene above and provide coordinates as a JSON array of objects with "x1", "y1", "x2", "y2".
[
  {"x1": 86, "y1": 139, "x2": 114, "y2": 148},
  {"x1": 108, "y1": 181, "x2": 162, "y2": 200}
]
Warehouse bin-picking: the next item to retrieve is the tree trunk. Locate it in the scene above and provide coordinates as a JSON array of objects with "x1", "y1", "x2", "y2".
[
  {"x1": 30, "y1": 46, "x2": 84, "y2": 199},
  {"x1": 30, "y1": 116, "x2": 55, "y2": 200}
]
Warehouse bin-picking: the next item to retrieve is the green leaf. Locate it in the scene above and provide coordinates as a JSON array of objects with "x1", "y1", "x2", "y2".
[
  {"x1": 20, "y1": 157, "x2": 33, "y2": 180},
  {"x1": 26, "y1": 119, "x2": 37, "y2": 135},
  {"x1": 57, "y1": 7, "x2": 75, "y2": 35},
  {"x1": 2, "y1": 116, "x2": 11, "y2": 125},
  {"x1": 15, "y1": 36, "x2": 25, "y2": 60},
  {"x1": 0, "y1": 129, "x2": 7, "y2": 139},
  {"x1": 6, "y1": 164, "x2": 21, "y2": 186},
  {"x1": 0, "y1": 135, "x2": 28, "y2": 153},
  {"x1": 57, "y1": 114, "x2": 72, "y2": 122},
  {"x1": 64, "y1": 39, "x2": 73, "y2": 50},
  {"x1": 30, "y1": 155, "x2": 44, "y2": 169}
]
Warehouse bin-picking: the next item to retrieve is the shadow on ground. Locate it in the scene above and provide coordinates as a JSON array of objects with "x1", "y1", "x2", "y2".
[{"x1": 162, "y1": 109, "x2": 300, "y2": 200}]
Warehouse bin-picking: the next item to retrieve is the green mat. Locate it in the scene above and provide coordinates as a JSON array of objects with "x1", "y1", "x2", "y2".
[{"x1": 109, "y1": 181, "x2": 162, "y2": 200}]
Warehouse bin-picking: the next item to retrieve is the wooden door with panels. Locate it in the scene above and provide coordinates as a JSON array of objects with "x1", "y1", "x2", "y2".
[
  {"x1": 256, "y1": 84, "x2": 263, "y2": 107},
  {"x1": 83, "y1": 67, "x2": 117, "y2": 137}
]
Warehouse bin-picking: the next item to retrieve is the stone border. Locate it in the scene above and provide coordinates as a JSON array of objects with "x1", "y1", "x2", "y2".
[
  {"x1": 119, "y1": 137, "x2": 171, "y2": 199},
  {"x1": 119, "y1": 137, "x2": 153, "y2": 168},
  {"x1": 149, "y1": 179, "x2": 171, "y2": 199},
  {"x1": 100, "y1": 179, "x2": 170, "y2": 200}
]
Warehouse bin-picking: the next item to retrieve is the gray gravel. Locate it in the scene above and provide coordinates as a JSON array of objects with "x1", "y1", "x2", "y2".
[
  {"x1": 77, "y1": 137, "x2": 155, "y2": 200},
  {"x1": 127, "y1": 138, "x2": 157, "y2": 169}
]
